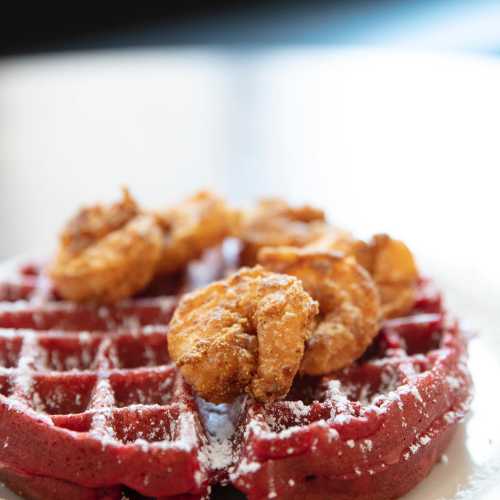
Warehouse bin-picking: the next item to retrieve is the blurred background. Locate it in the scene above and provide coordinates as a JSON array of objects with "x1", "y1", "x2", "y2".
[
  {"x1": 1, "y1": 1, "x2": 499, "y2": 303},
  {"x1": 1, "y1": 3, "x2": 500, "y2": 499}
]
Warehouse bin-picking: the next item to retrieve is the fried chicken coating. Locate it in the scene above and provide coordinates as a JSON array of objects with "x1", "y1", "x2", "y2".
[
  {"x1": 258, "y1": 247, "x2": 381, "y2": 375},
  {"x1": 235, "y1": 198, "x2": 328, "y2": 266},
  {"x1": 168, "y1": 266, "x2": 319, "y2": 403},
  {"x1": 49, "y1": 189, "x2": 162, "y2": 303},
  {"x1": 155, "y1": 191, "x2": 237, "y2": 275},
  {"x1": 319, "y1": 233, "x2": 419, "y2": 319},
  {"x1": 307, "y1": 224, "x2": 355, "y2": 255},
  {"x1": 59, "y1": 187, "x2": 139, "y2": 254}
]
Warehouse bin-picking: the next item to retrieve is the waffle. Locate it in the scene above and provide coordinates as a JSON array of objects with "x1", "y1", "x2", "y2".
[{"x1": 0, "y1": 250, "x2": 472, "y2": 500}]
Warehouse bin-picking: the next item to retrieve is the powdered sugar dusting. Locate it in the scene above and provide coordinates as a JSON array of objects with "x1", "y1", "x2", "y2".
[
  {"x1": 11, "y1": 331, "x2": 37, "y2": 404},
  {"x1": 0, "y1": 258, "x2": 473, "y2": 499},
  {"x1": 198, "y1": 398, "x2": 239, "y2": 472}
]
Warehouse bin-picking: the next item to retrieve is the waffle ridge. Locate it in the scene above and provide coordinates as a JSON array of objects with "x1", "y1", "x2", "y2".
[{"x1": 0, "y1": 252, "x2": 472, "y2": 500}]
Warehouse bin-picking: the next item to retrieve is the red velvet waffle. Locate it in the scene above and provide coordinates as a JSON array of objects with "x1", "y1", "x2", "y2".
[{"x1": 0, "y1": 250, "x2": 472, "y2": 500}]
